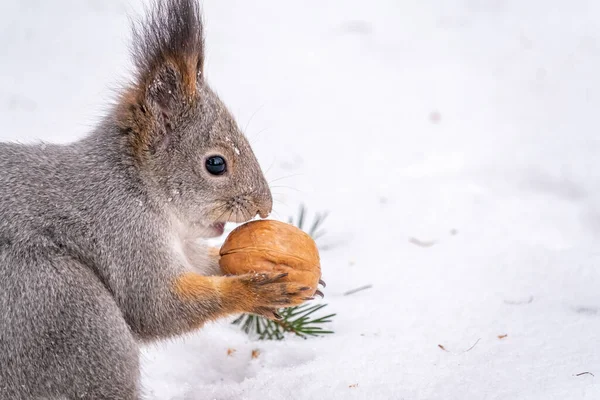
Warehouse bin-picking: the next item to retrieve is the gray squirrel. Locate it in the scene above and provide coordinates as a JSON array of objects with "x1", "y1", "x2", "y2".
[{"x1": 0, "y1": 0, "x2": 316, "y2": 398}]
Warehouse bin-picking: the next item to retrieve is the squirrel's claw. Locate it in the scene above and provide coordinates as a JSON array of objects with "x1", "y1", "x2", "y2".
[
  {"x1": 272, "y1": 311, "x2": 283, "y2": 320},
  {"x1": 314, "y1": 289, "x2": 324, "y2": 298},
  {"x1": 319, "y1": 279, "x2": 326, "y2": 288}
]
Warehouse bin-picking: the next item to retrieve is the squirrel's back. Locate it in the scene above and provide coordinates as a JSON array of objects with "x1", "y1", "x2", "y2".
[
  {"x1": 0, "y1": 134, "x2": 148, "y2": 263},
  {"x1": 0, "y1": 142, "x2": 74, "y2": 239}
]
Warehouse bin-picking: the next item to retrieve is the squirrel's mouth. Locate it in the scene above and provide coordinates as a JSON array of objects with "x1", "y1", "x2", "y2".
[
  {"x1": 205, "y1": 222, "x2": 225, "y2": 238},
  {"x1": 202, "y1": 210, "x2": 263, "y2": 238}
]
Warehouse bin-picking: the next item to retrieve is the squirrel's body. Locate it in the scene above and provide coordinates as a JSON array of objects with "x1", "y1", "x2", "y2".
[{"x1": 0, "y1": 1, "x2": 310, "y2": 398}]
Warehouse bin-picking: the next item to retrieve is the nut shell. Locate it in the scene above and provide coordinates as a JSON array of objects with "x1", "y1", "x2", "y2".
[{"x1": 219, "y1": 220, "x2": 321, "y2": 291}]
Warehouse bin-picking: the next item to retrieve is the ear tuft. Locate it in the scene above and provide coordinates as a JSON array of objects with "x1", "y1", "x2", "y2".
[
  {"x1": 132, "y1": 0, "x2": 204, "y2": 96},
  {"x1": 115, "y1": 0, "x2": 204, "y2": 160}
]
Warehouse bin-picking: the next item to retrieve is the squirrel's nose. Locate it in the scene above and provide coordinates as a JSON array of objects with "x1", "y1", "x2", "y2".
[
  {"x1": 256, "y1": 186, "x2": 273, "y2": 219},
  {"x1": 257, "y1": 197, "x2": 272, "y2": 219},
  {"x1": 258, "y1": 207, "x2": 271, "y2": 219}
]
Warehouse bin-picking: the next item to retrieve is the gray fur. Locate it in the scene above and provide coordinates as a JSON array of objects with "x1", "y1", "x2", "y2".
[{"x1": 0, "y1": 0, "x2": 287, "y2": 398}]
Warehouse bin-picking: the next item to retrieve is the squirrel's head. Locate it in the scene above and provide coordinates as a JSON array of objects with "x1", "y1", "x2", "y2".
[{"x1": 115, "y1": 0, "x2": 272, "y2": 237}]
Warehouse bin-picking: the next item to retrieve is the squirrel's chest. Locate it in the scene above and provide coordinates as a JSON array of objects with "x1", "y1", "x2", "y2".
[{"x1": 168, "y1": 220, "x2": 215, "y2": 275}]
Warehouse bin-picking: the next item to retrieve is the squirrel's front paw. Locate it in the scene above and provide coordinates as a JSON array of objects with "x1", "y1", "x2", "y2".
[{"x1": 233, "y1": 272, "x2": 313, "y2": 318}]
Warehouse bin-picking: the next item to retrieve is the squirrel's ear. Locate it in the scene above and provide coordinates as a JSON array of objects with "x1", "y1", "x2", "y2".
[
  {"x1": 115, "y1": 0, "x2": 204, "y2": 159},
  {"x1": 145, "y1": 62, "x2": 190, "y2": 133}
]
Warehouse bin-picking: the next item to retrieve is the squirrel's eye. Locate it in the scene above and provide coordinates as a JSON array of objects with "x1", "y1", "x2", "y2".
[{"x1": 205, "y1": 155, "x2": 227, "y2": 175}]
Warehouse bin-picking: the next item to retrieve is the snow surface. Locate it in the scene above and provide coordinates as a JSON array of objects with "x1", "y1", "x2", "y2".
[{"x1": 2, "y1": 0, "x2": 600, "y2": 399}]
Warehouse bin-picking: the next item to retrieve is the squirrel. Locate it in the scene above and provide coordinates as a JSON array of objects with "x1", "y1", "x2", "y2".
[{"x1": 0, "y1": 0, "x2": 314, "y2": 398}]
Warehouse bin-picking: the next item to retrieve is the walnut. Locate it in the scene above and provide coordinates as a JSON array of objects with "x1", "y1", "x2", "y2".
[{"x1": 219, "y1": 220, "x2": 321, "y2": 292}]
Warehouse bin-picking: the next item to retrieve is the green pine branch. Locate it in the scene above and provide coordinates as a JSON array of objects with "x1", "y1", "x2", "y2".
[{"x1": 232, "y1": 204, "x2": 335, "y2": 340}]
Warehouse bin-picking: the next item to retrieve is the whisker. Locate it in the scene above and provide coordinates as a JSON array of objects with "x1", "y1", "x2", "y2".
[
  {"x1": 269, "y1": 208, "x2": 282, "y2": 219},
  {"x1": 263, "y1": 158, "x2": 277, "y2": 177},
  {"x1": 272, "y1": 199, "x2": 288, "y2": 207},
  {"x1": 243, "y1": 103, "x2": 265, "y2": 135},
  {"x1": 247, "y1": 127, "x2": 270, "y2": 144},
  {"x1": 226, "y1": 208, "x2": 235, "y2": 226},
  {"x1": 269, "y1": 185, "x2": 301, "y2": 192},
  {"x1": 211, "y1": 206, "x2": 230, "y2": 224},
  {"x1": 268, "y1": 173, "x2": 303, "y2": 184},
  {"x1": 233, "y1": 206, "x2": 241, "y2": 225}
]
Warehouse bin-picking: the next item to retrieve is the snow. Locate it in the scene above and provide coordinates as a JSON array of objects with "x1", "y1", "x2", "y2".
[{"x1": 2, "y1": 0, "x2": 600, "y2": 399}]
